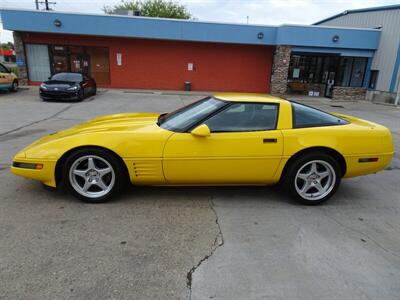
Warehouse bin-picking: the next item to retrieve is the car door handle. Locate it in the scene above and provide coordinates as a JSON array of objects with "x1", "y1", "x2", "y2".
[{"x1": 263, "y1": 138, "x2": 277, "y2": 143}]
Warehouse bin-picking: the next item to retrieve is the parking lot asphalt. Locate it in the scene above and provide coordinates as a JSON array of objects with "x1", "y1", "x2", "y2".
[{"x1": 0, "y1": 88, "x2": 399, "y2": 300}]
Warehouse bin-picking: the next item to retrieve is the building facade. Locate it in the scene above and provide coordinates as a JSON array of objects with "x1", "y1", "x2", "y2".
[
  {"x1": 0, "y1": 8, "x2": 382, "y2": 100},
  {"x1": 315, "y1": 4, "x2": 400, "y2": 104}
]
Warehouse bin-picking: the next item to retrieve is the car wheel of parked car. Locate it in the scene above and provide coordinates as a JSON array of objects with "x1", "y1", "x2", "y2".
[
  {"x1": 77, "y1": 89, "x2": 84, "y2": 101},
  {"x1": 93, "y1": 86, "x2": 97, "y2": 95},
  {"x1": 285, "y1": 152, "x2": 341, "y2": 205},
  {"x1": 62, "y1": 148, "x2": 127, "y2": 203},
  {"x1": 10, "y1": 80, "x2": 18, "y2": 92}
]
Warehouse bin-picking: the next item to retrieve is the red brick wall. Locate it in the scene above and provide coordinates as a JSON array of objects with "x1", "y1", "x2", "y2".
[{"x1": 23, "y1": 33, "x2": 273, "y2": 92}]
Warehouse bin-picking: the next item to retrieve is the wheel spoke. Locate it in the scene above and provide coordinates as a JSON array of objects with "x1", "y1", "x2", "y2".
[
  {"x1": 310, "y1": 162, "x2": 317, "y2": 174},
  {"x1": 318, "y1": 171, "x2": 330, "y2": 179},
  {"x1": 98, "y1": 167, "x2": 112, "y2": 177},
  {"x1": 301, "y1": 181, "x2": 311, "y2": 193},
  {"x1": 315, "y1": 182, "x2": 324, "y2": 193},
  {"x1": 95, "y1": 179, "x2": 108, "y2": 191},
  {"x1": 73, "y1": 169, "x2": 87, "y2": 179},
  {"x1": 297, "y1": 173, "x2": 309, "y2": 180},
  {"x1": 87, "y1": 157, "x2": 96, "y2": 170},
  {"x1": 82, "y1": 179, "x2": 92, "y2": 192}
]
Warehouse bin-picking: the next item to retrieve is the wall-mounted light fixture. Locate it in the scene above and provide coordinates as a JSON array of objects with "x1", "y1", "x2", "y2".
[
  {"x1": 332, "y1": 35, "x2": 340, "y2": 42},
  {"x1": 53, "y1": 19, "x2": 62, "y2": 27},
  {"x1": 257, "y1": 32, "x2": 264, "y2": 40}
]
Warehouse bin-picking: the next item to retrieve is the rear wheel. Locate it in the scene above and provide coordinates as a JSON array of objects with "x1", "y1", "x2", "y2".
[
  {"x1": 284, "y1": 153, "x2": 341, "y2": 205},
  {"x1": 62, "y1": 148, "x2": 126, "y2": 203}
]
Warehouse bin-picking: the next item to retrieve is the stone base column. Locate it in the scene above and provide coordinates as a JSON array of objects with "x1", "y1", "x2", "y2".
[
  {"x1": 270, "y1": 45, "x2": 291, "y2": 96},
  {"x1": 332, "y1": 87, "x2": 367, "y2": 100},
  {"x1": 13, "y1": 31, "x2": 28, "y2": 85}
]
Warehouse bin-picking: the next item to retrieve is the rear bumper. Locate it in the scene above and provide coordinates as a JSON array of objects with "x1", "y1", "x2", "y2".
[
  {"x1": 344, "y1": 152, "x2": 394, "y2": 178},
  {"x1": 11, "y1": 158, "x2": 57, "y2": 187}
]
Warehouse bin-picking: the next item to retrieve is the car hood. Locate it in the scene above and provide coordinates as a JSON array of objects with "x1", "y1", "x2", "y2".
[
  {"x1": 42, "y1": 80, "x2": 77, "y2": 89},
  {"x1": 22, "y1": 112, "x2": 163, "y2": 151}
]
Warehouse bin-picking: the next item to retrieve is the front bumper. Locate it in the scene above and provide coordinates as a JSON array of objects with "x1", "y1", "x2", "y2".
[
  {"x1": 11, "y1": 157, "x2": 57, "y2": 187},
  {"x1": 39, "y1": 89, "x2": 79, "y2": 100}
]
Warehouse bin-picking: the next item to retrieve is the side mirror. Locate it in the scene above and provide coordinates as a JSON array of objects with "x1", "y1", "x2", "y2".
[
  {"x1": 191, "y1": 124, "x2": 211, "y2": 137},
  {"x1": 48, "y1": 77, "x2": 51, "y2": 80}
]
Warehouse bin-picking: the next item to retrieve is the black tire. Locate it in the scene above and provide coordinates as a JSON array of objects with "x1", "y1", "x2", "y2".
[
  {"x1": 10, "y1": 80, "x2": 18, "y2": 92},
  {"x1": 61, "y1": 148, "x2": 127, "y2": 203},
  {"x1": 283, "y1": 152, "x2": 341, "y2": 205},
  {"x1": 93, "y1": 85, "x2": 97, "y2": 95},
  {"x1": 77, "y1": 89, "x2": 84, "y2": 101}
]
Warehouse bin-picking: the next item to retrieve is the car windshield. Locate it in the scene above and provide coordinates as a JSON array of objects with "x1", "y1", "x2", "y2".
[
  {"x1": 51, "y1": 73, "x2": 83, "y2": 82},
  {"x1": 158, "y1": 97, "x2": 227, "y2": 132}
]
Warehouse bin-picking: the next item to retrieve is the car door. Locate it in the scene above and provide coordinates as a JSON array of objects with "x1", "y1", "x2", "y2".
[{"x1": 163, "y1": 102, "x2": 283, "y2": 184}]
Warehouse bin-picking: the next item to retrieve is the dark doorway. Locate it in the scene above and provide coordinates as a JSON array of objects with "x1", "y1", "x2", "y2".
[{"x1": 49, "y1": 45, "x2": 110, "y2": 84}]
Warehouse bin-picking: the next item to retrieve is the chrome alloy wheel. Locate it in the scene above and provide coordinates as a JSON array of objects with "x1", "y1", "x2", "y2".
[
  {"x1": 294, "y1": 160, "x2": 336, "y2": 201},
  {"x1": 69, "y1": 155, "x2": 115, "y2": 199}
]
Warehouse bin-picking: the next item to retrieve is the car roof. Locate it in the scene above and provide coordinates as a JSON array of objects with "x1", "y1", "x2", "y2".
[
  {"x1": 53, "y1": 72, "x2": 83, "y2": 75},
  {"x1": 213, "y1": 93, "x2": 288, "y2": 104}
]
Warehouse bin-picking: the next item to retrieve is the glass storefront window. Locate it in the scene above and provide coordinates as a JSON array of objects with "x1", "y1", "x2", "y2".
[
  {"x1": 336, "y1": 57, "x2": 352, "y2": 86},
  {"x1": 288, "y1": 54, "x2": 367, "y2": 87},
  {"x1": 350, "y1": 57, "x2": 367, "y2": 87}
]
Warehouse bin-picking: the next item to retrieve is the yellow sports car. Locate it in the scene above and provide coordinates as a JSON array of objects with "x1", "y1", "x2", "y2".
[{"x1": 11, "y1": 93, "x2": 394, "y2": 205}]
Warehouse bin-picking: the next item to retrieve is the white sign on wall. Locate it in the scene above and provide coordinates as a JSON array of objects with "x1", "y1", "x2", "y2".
[
  {"x1": 188, "y1": 63, "x2": 194, "y2": 71},
  {"x1": 117, "y1": 53, "x2": 122, "y2": 66}
]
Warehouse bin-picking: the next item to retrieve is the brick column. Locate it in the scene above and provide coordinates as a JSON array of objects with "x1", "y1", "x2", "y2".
[
  {"x1": 270, "y1": 45, "x2": 291, "y2": 96},
  {"x1": 13, "y1": 31, "x2": 28, "y2": 85}
]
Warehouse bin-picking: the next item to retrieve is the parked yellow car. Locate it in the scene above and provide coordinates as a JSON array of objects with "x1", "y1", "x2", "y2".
[
  {"x1": 0, "y1": 62, "x2": 18, "y2": 92},
  {"x1": 11, "y1": 93, "x2": 394, "y2": 204}
]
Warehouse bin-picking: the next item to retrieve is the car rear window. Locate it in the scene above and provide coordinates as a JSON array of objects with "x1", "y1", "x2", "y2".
[{"x1": 291, "y1": 102, "x2": 348, "y2": 128}]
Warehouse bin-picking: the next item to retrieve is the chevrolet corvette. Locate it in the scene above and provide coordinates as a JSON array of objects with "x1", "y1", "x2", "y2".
[{"x1": 11, "y1": 93, "x2": 394, "y2": 204}]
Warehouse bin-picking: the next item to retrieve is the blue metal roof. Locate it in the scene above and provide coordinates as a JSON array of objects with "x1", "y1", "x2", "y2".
[
  {"x1": 0, "y1": 8, "x2": 381, "y2": 50},
  {"x1": 314, "y1": 4, "x2": 400, "y2": 25}
]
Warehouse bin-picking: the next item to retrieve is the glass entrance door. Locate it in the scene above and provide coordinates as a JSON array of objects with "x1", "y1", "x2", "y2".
[{"x1": 70, "y1": 53, "x2": 90, "y2": 75}]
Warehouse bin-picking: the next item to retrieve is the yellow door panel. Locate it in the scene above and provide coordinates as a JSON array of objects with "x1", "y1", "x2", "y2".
[
  {"x1": 0, "y1": 72, "x2": 7, "y2": 84},
  {"x1": 163, "y1": 130, "x2": 283, "y2": 184}
]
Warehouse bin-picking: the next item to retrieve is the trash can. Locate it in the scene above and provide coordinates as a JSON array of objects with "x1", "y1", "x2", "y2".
[{"x1": 184, "y1": 81, "x2": 191, "y2": 91}]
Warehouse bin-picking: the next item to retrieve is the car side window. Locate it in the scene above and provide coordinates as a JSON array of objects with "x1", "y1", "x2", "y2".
[
  {"x1": 291, "y1": 102, "x2": 348, "y2": 128},
  {"x1": 0, "y1": 64, "x2": 9, "y2": 73},
  {"x1": 204, "y1": 103, "x2": 278, "y2": 132}
]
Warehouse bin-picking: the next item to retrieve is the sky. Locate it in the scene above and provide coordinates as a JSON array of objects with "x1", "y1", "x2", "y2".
[{"x1": 1, "y1": 0, "x2": 399, "y2": 43}]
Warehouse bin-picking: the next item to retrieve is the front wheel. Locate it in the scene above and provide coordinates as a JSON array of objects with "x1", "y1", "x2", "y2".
[
  {"x1": 10, "y1": 80, "x2": 18, "y2": 92},
  {"x1": 62, "y1": 148, "x2": 127, "y2": 203},
  {"x1": 284, "y1": 153, "x2": 341, "y2": 205},
  {"x1": 77, "y1": 89, "x2": 84, "y2": 101}
]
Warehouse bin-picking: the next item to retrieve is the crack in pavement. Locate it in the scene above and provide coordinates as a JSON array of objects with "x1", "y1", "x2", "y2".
[
  {"x1": 0, "y1": 105, "x2": 73, "y2": 137},
  {"x1": 186, "y1": 198, "x2": 224, "y2": 300}
]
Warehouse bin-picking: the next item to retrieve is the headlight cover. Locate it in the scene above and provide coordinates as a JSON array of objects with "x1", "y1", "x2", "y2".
[
  {"x1": 67, "y1": 85, "x2": 79, "y2": 91},
  {"x1": 40, "y1": 83, "x2": 47, "y2": 90}
]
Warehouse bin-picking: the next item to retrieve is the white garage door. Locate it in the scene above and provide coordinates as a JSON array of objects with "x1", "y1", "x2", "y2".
[{"x1": 25, "y1": 44, "x2": 51, "y2": 82}]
